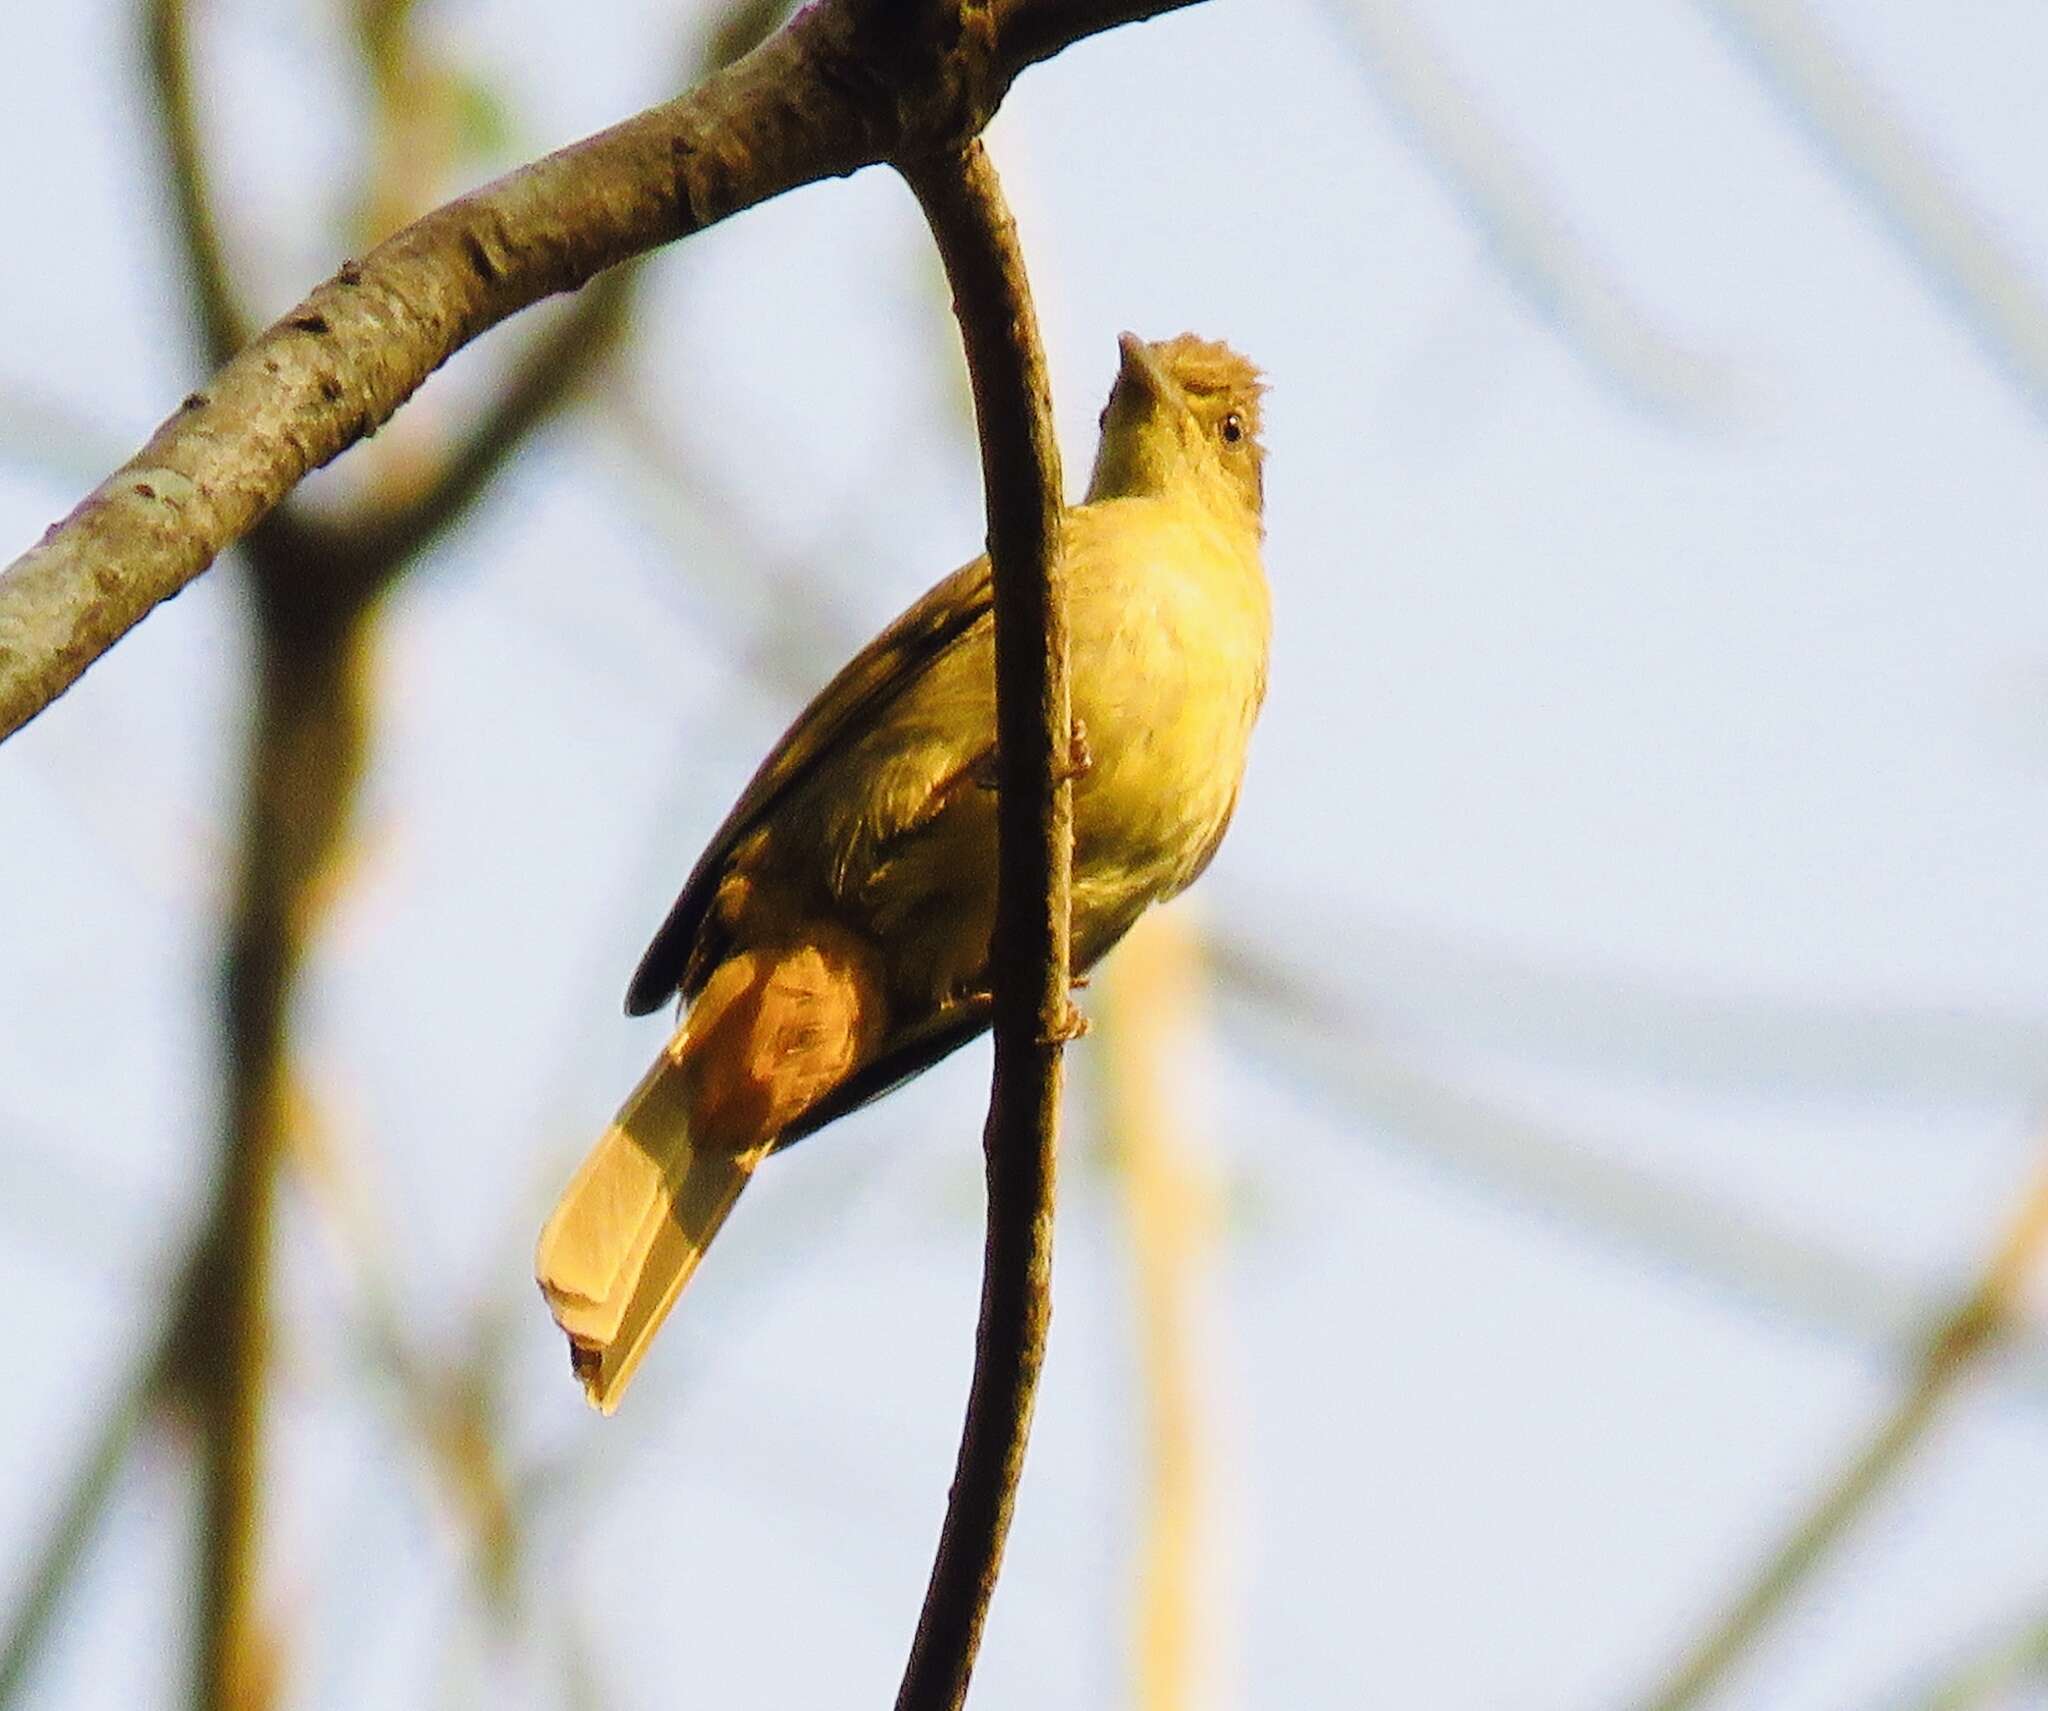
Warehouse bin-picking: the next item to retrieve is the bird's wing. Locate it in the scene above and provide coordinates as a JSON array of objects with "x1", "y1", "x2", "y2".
[{"x1": 625, "y1": 554, "x2": 996, "y2": 1015}]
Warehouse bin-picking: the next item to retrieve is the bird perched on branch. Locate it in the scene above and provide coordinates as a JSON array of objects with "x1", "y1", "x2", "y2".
[{"x1": 537, "y1": 332, "x2": 1271, "y2": 1411}]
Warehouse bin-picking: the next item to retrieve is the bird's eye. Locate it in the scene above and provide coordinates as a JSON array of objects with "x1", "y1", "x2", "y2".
[{"x1": 1220, "y1": 412, "x2": 1245, "y2": 445}]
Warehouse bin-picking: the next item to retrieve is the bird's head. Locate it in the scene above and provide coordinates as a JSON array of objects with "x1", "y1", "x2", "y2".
[{"x1": 1084, "y1": 331, "x2": 1267, "y2": 526}]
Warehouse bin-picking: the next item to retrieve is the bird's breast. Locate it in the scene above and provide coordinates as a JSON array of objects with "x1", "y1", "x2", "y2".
[{"x1": 1065, "y1": 497, "x2": 1270, "y2": 912}]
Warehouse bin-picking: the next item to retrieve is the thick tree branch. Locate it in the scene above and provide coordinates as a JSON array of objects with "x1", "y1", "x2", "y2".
[
  {"x1": 0, "y1": 0, "x2": 1204, "y2": 742},
  {"x1": 893, "y1": 137, "x2": 1071, "y2": 1711}
]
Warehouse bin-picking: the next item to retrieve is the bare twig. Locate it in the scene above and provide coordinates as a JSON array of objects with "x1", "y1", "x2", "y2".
[
  {"x1": 893, "y1": 135, "x2": 1071, "y2": 1711},
  {"x1": 1696, "y1": 0, "x2": 2048, "y2": 422},
  {"x1": 0, "y1": 0, "x2": 1206, "y2": 742},
  {"x1": 1629, "y1": 1139, "x2": 2048, "y2": 1711}
]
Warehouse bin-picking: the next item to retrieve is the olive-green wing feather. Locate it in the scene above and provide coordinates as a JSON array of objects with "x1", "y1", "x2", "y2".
[{"x1": 625, "y1": 556, "x2": 996, "y2": 1015}]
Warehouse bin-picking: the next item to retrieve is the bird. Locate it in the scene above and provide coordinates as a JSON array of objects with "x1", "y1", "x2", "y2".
[{"x1": 536, "y1": 331, "x2": 1270, "y2": 1412}]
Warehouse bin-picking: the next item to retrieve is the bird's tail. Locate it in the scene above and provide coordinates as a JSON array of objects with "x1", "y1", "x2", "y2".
[
  {"x1": 535, "y1": 936, "x2": 883, "y2": 1413},
  {"x1": 534, "y1": 1037, "x2": 762, "y2": 1413}
]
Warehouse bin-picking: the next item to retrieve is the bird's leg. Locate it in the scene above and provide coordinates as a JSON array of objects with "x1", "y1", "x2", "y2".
[{"x1": 966, "y1": 719, "x2": 1089, "y2": 790}]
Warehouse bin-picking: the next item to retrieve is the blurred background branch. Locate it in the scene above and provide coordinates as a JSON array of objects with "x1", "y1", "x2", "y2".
[
  {"x1": 1100, "y1": 913, "x2": 1225, "y2": 1711},
  {"x1": 1211, "y1": 934, "x2": 2048, "y2": 1391},
  {"x1": 1323, "y1": 0, "x2": 1731, "y2": 418},
  {"x1": 0, "y1": 1336, "x2": 161, "y2": 1709},
  {"x1": 144, "y1": 0, "x2": 251, "y2": 368},
  {"x1": 1630, "y1": 1137, "x2": 2048, "y2": 1711},
  {"x1": 1695, "y1": 0, "x2": 2048, "y2": 423},
  {"x1": 1902, "y1": 1602, "x2": 2048, "y2": 1711}
]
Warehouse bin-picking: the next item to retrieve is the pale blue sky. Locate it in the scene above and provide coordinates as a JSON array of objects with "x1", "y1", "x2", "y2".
[{"x1": 3, "y1": 2, "x2": 2047, "y2": 1707}]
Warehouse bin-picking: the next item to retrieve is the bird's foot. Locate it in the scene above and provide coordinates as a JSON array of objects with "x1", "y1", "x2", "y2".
[
  {"x1": 1046, "y1": 1002, "x2": 1090, "y2": 1045},
  {"x1": 1059, "y1": 719, "x2": 1093, "y2": 783}
]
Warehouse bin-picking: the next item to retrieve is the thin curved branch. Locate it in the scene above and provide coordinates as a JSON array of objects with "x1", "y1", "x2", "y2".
[
  {"x1": 0, "y1": 0, "x2": 1205, "y2": 742},
  {"x1": 893, "y1": 136, "x2": 1071, "y2": 1711}
]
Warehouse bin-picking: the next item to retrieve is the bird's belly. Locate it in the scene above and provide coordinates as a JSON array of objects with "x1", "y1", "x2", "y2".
[
  {"x1": 1072, "y1": 670, "x2": 1247, "y2": 887},
  {"x1": 1066, "y1": 582, "x2": 1264, "y2": 936}
]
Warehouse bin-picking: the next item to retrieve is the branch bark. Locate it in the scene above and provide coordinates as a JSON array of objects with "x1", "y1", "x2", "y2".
[
  {"x1": 893, "y1": 136, "x2": 1072, "y2": 1711},
  {"x1": 0, "y1": 0, "x2": 1204, "y2": 743}
]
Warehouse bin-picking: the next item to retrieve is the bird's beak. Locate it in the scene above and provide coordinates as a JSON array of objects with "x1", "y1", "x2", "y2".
[{"x1": 1116, "y1": 331, "x2": 1176, "y2": 408}]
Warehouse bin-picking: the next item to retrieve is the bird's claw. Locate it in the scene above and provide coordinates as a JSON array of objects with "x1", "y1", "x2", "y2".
[
  {"x1": 1046, "y1": 1002, "x2": 1090, "y2": 1045},
  {"x1": 1058, "y1": 719, "x2": 1093, "y2": 784},
  {"x1": 969, "y1": 720, "x2": 1091, "y2": 790}
]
